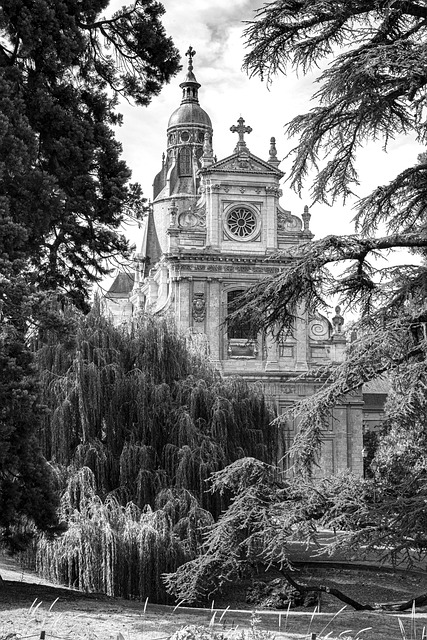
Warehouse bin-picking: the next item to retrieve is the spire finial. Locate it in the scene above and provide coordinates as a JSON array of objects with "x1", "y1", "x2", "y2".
[
  {"x1": 180, "y1": 46, "x2": 200, "y2": 103},
  {"x1": 332, "y1": 305, "x2": 344, "y2": 334},
  {"x1": 302, "y1": 204, "x2": 311, "y2": 231},
  {"x1": 268, "y1": 136, "x2": 280, "y2": 166},
  {"x1": 185, "y1": 46, "x2": 196, "y2": 71},
  {"x1": 230, "y1": 117, "x2": 252, "y2": 153}
]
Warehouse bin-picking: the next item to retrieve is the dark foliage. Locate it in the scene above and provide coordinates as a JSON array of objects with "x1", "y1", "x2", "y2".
[
  {"x1": 37, "y1": 304, "x2": 277, "y2": 516},
  {"x1": 32, "y1": 307, "x2": 277, "y2": 600},
  {"x1": 0, "y1": 0, "x2": 179, "y2": 544},
  {"x1": 215, "y1": 0, "x2": 427, "y2": 563}
]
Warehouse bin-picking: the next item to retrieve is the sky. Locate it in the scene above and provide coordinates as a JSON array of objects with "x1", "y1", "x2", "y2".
[{"x1": 110, "y1": 0, "x2": 422, "y2": 249}]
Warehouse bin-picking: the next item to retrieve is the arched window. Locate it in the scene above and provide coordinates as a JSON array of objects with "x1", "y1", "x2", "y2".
[{"x1": 178, "y1": 147, "x2": 192, "y2": 176}]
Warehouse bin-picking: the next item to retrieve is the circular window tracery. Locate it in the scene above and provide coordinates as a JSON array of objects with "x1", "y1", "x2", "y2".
[{"x1": 226, "y1": 207, "x2": 257, "y2": 239}]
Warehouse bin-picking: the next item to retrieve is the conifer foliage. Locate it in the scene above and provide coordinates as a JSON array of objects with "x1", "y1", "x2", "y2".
[
  {"x1": 0, "y1": 0, "x2": 179, "y2": 307},
  {"x1": 233, "y1": 1, "x2": 427, "y2": 466},
  {"x1": 224, "y1": 0, "x2": 427, "y2": 559},
  {"x1": 0, "y1": 0, "x2": 179, "y2": 546},
  {"x1": 0, "y1": 322, "x2": 58, "y2": 548},
  {"x1": 163, "y1": 457, "x2": 365, "y2": 605},
  {"x1": 34, "y1": 304, "x2": 276, "y2": 600}
]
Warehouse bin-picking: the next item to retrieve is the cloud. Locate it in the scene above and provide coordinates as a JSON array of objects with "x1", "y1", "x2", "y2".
[
  {"x1": 161, "y1": 0, "x2": 259, "y2": 69},
  {"x1": 107, "y1": 0, "x2": 421, "y2": 247}
]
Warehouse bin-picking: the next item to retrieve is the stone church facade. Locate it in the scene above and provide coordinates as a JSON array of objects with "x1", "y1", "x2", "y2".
[{"x1": 106, "y1": 48, "x2": 365, "y2": 476}]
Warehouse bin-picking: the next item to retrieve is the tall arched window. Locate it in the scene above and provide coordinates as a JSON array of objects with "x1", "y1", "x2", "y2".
[{"x1": 178, "y1": 148, "x2": 192, "y2": 176}]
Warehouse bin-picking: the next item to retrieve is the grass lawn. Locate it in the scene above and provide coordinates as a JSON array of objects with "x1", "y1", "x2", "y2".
[{"x1": 1, "y1": 554, "x2": 427, "y2": 640}]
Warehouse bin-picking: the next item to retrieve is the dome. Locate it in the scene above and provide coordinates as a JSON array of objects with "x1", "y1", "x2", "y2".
[{"x1": 168, "y1": 102, "x2": 212, "y2": 129}]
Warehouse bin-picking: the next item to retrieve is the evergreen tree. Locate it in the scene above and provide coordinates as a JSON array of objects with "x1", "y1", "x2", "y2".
[
  {"x1": 0, "y1": 321, "x2": 58, "y2": 549},
  {"x1": 164, "y1": 458, "x2": 373, "y2": 609},
  {"x1": 232, "y1": 4, "x2": 427, "y2": 465},
  {"x1": 217, "y1": 0, "x2": 427, "y2": 561},
  {"x1": 0, "y1": 0, "x2": 179, "y2": 307},
  {"x1": 0, "y1": 0, "x2": 179, "y2": 545}
]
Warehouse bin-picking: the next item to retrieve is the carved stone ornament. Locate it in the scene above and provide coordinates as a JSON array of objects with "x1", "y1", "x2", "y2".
[
  {"x1": 192, "y1": 293, "x2": 206, "y2": 322},
  {"x1": 266, "y1": 185, "x2": 280, "y2": 195},
  {"x1": 187, "y1": 264, "x2": 280, "y2": 274},
  {"x1": 308, "y1": 317, "x2": 331, "y2": 341},
  {"x1": 178, "y1": 207, "x2": 206, "y2": 228},
  {"x1": 332, "y1": 305, "x2": 344, "y2": 334},
  {"x1": 277, "y1": 210, "x2": 303, "y2": 232},
  {"x1": 281, "y1": 384, "x2": 295, "y2": 394},
  {"x1": 221, "y1": 157, "x2": 256, "y2": 171},
  {"x1": 169, "y1": 200, "x2": 178, "y2": 226},
  {"x1": 195, "y1": 177, "x2": 207, "y2": 208}
]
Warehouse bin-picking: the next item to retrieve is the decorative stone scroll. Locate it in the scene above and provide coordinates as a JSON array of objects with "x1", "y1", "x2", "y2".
[
  {"x1": 178, "y1": 207, "x2": 206, "y2": 228},
  {"x1": 308, "y1": 317, "x2": 331, "y2": 341},
  {"x1": 266, "y1": 185, "x2": 283, "y2": 197},
  {"x1": 277, "y1": 209, "x2": 303, "y2": 232}
]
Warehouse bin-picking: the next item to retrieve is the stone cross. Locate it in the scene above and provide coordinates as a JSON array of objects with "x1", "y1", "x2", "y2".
[
  {"x1": 230, "y1": 117, "x2": 252, "y2": 152},
  {"x1": 185, "y1": 46, "x2": 196, "y2": 70}
]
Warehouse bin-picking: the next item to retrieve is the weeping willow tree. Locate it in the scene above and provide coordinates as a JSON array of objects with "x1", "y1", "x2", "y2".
[
  {"x1": 36, "y1": 468, "x2": 192, "y2": 602},
  {"x1": 33, "y1": 300, "x2": 277, "y2": 599}
]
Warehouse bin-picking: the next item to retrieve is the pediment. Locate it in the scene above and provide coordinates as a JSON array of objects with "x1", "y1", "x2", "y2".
[{"x1": 206, "y1": 152, "x2": 284, "y2": 177}]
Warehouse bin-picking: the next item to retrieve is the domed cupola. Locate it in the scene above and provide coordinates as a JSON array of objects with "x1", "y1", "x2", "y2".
[
  {"x1": 167, "y1": 47, "x2": 212, "y2": 182},
  {"x1": 153, "y1": 46, "x2": 213, "y2": 201},
  {"x1": 167, "y1": 46, "x2": 212, "y2": 132}
]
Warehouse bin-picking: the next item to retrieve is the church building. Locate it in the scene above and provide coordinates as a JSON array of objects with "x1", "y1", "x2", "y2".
[{"x1": 106, "y1": 48, "x2": 365, "y2": 476}]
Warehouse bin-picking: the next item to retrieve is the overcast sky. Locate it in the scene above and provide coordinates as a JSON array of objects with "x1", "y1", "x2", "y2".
[{"x1": 110, "y1": 0, "x2": 421, "y2": 246}]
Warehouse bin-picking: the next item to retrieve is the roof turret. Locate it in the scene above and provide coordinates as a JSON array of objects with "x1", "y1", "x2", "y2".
[
  {"x1": 179, "y1": 46, "x2": 201, "y2": 102},
  {"x1": 167, "y1": 46, "x2": 212, "y2": 129}
]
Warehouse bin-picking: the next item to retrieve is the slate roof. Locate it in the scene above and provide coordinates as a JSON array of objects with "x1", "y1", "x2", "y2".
[{"x1": 106, "y1": 272, "x2": 134, "y2": 297}]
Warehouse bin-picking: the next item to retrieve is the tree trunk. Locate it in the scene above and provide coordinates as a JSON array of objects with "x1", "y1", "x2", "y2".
[
  {"x1": 382, "y1": 594, "x2": 427, "y2": 612},
  {"x1": 280, "y1": 569, "x2": 375, "y2": 611}
]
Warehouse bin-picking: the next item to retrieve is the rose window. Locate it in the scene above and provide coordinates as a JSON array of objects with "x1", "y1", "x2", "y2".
[{"x1": 226, "y1": 207, "x2": 257, "y2": 238}]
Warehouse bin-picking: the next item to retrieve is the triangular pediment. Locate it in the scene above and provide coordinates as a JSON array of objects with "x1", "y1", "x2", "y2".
[{"x1": 204, "y1": 152, "x2": 284, "y2": 177}]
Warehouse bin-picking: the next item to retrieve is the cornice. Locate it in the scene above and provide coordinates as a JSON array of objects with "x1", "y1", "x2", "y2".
[
  {"x1": 162, "y1": 251, "x2": 290, "y2": 276},
  {"x1": 200, "y1": 151, "x2": 284, "y2": 178},
  {"x1": 164, "y1": 251, "x2": 290, "y2": 264}
]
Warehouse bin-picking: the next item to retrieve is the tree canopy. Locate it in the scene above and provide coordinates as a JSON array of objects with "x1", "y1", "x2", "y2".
[
  {"x1": 164, "y1": 457, "x2": 427, "y2": 611},
  {"x1": 0, "y1": 0, "x2": 179, "y2": 307},
  {"x1": 0, "y1": 0, "x2": 180, "y2": 545},
  {"x1": 32, "y1": 305, "x2": 277, "y2": 601},
  {"x1": 185, "y1": 0, "x2": 427, "y2": 563},
  {"x1": 230, "y1": 1, "x2": 427, "y2": 463}
]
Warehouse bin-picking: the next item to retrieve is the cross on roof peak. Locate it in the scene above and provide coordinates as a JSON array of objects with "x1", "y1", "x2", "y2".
[
  {"x1": 230, "y1": 117, "x2": 252, "y2": 152},
  {"x1": 185, "y1": 46, "x2": 196, "y2": 71}
]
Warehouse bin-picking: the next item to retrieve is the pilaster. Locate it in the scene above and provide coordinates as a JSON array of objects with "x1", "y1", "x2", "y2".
[
  {"x1": 265, "y1": 331, "x2": 280, "y2": 371},
  {"x1": 295, "y1": 309, "x2": 309, "y2": 371}
]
